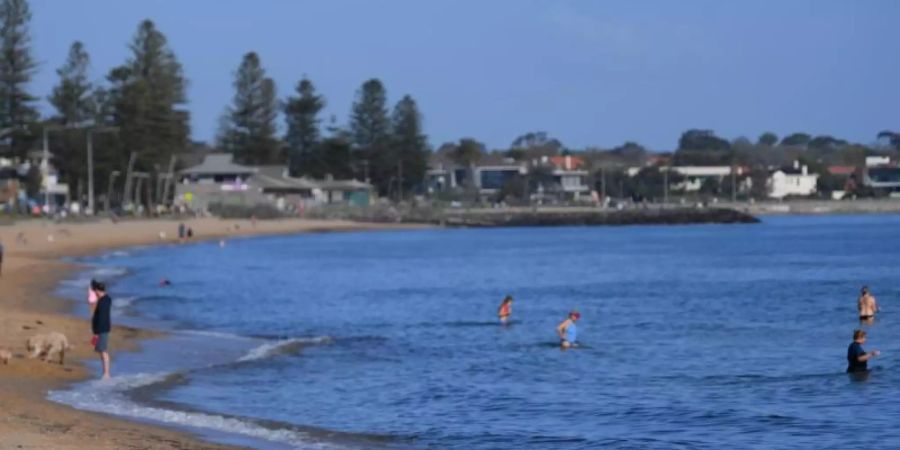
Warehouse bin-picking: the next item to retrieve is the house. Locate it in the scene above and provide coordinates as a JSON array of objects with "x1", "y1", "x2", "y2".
[
  {"x1": 425, "y1": 152, "x2": 467, "y2": 193},
  {"x1": 0, "y1": 166, "x2": 20, "y2": 208},
  {"x1": 177, "y1": 153, "x2": 373, "y2": 211},
  {"x1": 473, "y1": 154, "x2": 527, "y2": 195},
  {"x1": 316, "y1": 176, "x2": 373, "y2": 206},
  {"x1": 542, "y1": 155, "x2": 589, "y2": 200},
  {"x1": 669, "y1": 166, "x2": 733, "y2": 192},
  {"x1": 863, "y1": 165, "x2": 900, "y2": 192},
  {"x1": 25, "y1": 149, "x2": 70, "y2": 212},
  {"x1": 768, "y1": 161, "x2": 818, "y2": 199}
]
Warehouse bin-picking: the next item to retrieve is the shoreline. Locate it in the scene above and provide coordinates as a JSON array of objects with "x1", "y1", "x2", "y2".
[{"x1": 0, "y1": 217, "x2": 424, "y2": 449}]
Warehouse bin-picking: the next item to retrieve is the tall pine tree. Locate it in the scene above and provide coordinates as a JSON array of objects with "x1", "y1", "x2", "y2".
[
  {"x1": 0, "y1": 0, "x2": 37, "y2": 158},
  {"x1": 349, "y1": 78, "x2": 391, "y2": 192},
  {"x1": 283, "y1": 77, "x2": 324, "y2": 176},
  {"x1": 218, "y1": 52, "x2": 279, "y2": 165},
  {"x1": 48, "y1": 41, "x2": 95, "y2": 197},
  {"x1": 49, "y1": 41, "x2": 93, "y2": 125},
  {"x1": 107, "y1": 20, "x2": 189, "y2": 172},
  {"x1": 390, "y1": 95, "x2": 429, "y2": 196}
]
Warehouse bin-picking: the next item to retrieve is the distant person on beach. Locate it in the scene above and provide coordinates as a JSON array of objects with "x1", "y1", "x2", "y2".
[
  {"x1": 497, "y1": 295, "x2": 513, "y2": 324},
  {"x1": 858, "y1": 286, "x2": 879, "y2": 321},
  {"x1": 178, "y1": 222, "x2": 186, "y2": 243},
  {"x1": 847, "y1": 329, "x2": 879, "y2": 373},
  {"x1": 557, "y1": 311, "x2": 581, "y2": 348},
  {"x1": 0, "y1": 239, "x2": 4, "y2": 277},
  {"x1": 90, "y1": 280, "x2": 113, "y2": 379},
  {"x1": 187, "y1": 227, "x2": 194, "y2": 239}
]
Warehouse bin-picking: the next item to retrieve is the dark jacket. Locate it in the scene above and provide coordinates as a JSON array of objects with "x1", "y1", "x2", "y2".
[{"x1": 92, "y1": 294, "x2": 112, "y2": 334}]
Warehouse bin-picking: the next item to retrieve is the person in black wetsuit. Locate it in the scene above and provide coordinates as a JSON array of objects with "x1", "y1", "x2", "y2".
[{"x1": 847, "y1": 329, "x2": 880, "y2": 373}]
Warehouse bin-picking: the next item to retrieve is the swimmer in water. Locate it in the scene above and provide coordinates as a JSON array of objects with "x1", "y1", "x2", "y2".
[
  {"x1": 847, "y1": 329, "x2": 880, "y2": 373},
  {"x1": 557, "y1": 311, "x2": 580, "y2": 348},
  {"x1": 159, "y1": 278, "x2": 171, "y2": 287},
  {"x1": 858, "y1": 286, "x2": 879, "y2": 322},
  {"x1": 497, "y1": 295, "x2": 513, "y2": 324}
]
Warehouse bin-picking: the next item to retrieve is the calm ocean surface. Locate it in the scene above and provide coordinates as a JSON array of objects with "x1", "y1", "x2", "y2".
[{"x1": 52, "y1": 215, "x2": 900, "y2": 449}]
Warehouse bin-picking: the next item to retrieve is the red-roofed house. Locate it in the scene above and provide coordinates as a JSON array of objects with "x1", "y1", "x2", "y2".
[{"x1": 827, "y1": 166, "x2": 857, "y2": 176}]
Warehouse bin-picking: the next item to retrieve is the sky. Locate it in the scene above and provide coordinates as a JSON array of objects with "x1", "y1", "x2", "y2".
[{"x1": 29, "y1": 0, "x2": 900, "y2": 151}]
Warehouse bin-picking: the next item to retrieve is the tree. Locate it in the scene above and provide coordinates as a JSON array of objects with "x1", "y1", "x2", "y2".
[
  {"x1": 510, "y1": 131, "x2": 564, "y2": 159},
  {"x1": 349, "y1": 78, "x2": 391, "y2": 192},
  {"x1": 877, "y1": 130, "x2": 900, "y2": 149},
  {"x1": 780, "y1": 132, "x2": 811, "y2": 147},
  {"x1": 219, "y1": 52, "x2": 279, "y2": 165},
  {"x1": 283, "y1": 77, "x2": 324, "y2": 176},
  {"x1": 677, "y1": 129, "x2": 730, "y2": 151},
  {"x1": 48, "y1": 41, "x2": 96, "y2": 197},
  {"x1": 808, "y1": 135, "x2": 848, "y2": 150},
  {"x1": 390, "y1": 95, "x2": 429, "y2": 197},
  {"x1": 0, "y1": 0, "x2": 38, "y2": 158},
  {"x1": 451, "y1": 138, "x2": 485, "y2": 167},
  {"x1": 758, "y1": 132, "x2": 778, "y2": 147},
  {"x1": 49, "y1": 41, "x2": 94, "y2": 125},
  {"x1": 107, "y1": 20, "x2": 190, "y2": 176}
]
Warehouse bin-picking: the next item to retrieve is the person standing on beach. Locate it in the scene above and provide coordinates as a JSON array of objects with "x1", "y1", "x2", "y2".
[
  {"x1": 91, "y1": 281, "x2": 113, "y2": 379},
  {"x1": 858, "y1": 286, "x2": 879, "y2": 322},
  {"x1": 0, "y1": 239, "x2": 4, "y2": 278},
  {"x1": 557, "y1": 311, "x2": 581, "y2": 348},
  {"x1": 178, "y1": 222, "x2": 186, "y2": 243},
  {"x1": 847, "y1": 329, "x2": 879, "y2": 373},
  {"x1": 497, "y1": 295, "x2": 513, "y2": 324}
]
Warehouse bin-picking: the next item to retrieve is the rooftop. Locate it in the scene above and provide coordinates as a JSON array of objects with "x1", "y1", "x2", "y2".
[{"x1": 180, "y1": 153, "x2": 257, "y2": 176}]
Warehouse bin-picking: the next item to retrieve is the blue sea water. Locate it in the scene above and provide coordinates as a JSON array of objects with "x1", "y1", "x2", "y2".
[{"x1": 51, "y1": 215, "x2": 900, "y2": 449}]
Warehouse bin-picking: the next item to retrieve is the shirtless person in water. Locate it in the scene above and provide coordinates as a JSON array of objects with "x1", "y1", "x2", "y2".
[{"x1": 858, "y1": 286, "x2": 879, "y2": 321}]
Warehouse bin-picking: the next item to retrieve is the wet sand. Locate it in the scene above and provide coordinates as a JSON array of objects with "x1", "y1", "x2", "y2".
[{"x1": 0, "y1": 217, "x2": 420, "y2": 449}]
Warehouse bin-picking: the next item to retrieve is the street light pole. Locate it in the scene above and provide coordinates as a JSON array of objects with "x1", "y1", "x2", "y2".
[
  {"x1": 87, "y1": 129, "x2": 95, "y2": 214},
  {"x1": 105, "y1": 170, "x2": 120, "y2": 213},
  {"x1": 84, "y1": 126, "x2": 118, "y2": 215},
  {"x1": 42, "y1": 127, "x2": 50, "y2": 211}
]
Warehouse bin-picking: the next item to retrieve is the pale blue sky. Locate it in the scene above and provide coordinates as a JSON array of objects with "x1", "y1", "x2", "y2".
[{"x1": 30, "y1": 0, "x2": 900, "y2": 151}]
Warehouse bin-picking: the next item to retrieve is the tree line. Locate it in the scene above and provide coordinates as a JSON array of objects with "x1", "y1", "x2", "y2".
[
  {"x1": 2, "y1": 0, "x2": 896, "y2": 207},
  {"x1": 0, "y1": 0, "x2": 429, "y2": 207}
]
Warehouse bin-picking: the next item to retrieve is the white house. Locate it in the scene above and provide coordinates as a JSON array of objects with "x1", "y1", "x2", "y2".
[
  {"x1": 768, "y1": 161, "x2": 818, "y2": 199},
  {"x1": 670, "y1": 166, "x2": 733, "y2": 192}
]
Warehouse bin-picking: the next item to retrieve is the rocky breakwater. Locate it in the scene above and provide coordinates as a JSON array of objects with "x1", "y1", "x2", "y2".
[{"x1": 441, "y1": 207, "x2": 759, "y2": 227}]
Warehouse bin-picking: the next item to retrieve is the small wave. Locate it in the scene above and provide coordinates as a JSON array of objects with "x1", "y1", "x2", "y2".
[
  {"x1": 237, "y1": 336, "x2": 332, "y2": 363},
  {"x1": 91, "y1": 266, "x2": 128, "y2": 278},
  {"x1": 100, "y1": 250, "x2": 132, "y2": 259},
  {"x1": 113, "y1": 296, "x2": 138, "y2": 310},
  {"x1": 49, "y1": 373, "x2": 336, "y2": 449}
]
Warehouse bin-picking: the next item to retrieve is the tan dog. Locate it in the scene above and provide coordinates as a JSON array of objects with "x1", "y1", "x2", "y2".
[
  {"x1": 0, "y1": 348, "x2": 11, "y2": 365},
  {"x1": 26, "y1": 332, "x2": 72, "y2": 365}
]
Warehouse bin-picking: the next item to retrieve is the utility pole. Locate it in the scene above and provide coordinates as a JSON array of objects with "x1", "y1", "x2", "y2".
[
  {"x1": 122, "y1": 151, "x2": 137, "y2": 210},
  {"x1": 160, "y1": 155, "x2": 177, "y2": 207},
  {"x1": 397, "y1": 159, "x2": 404, "y2": 202},
  {"x1": 600, "y1": 167, "x2": 606, "y2": 204},
  {"x1": 105, "y1": 171, "x2": 120, "y2": 213},
  {"x1": 663, "y1": 166, "x2": 669, "y2": 204},
  {"x1": 86, "y1": 130, "x2": 94, "y2": 214},
  {"x1": 85, "y1": 126, "x2": 118, "y2": 215},
  {"x1": 731, "y1": 159, "x2": 737, "y2": 203},
  {"x1": 42, "y1": 127, "x2": 50, "y2": 211}
]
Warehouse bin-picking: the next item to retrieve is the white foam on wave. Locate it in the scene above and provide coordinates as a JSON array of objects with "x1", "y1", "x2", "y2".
[
  {"x1": 100, "y1": 250, "x2": 132, "y2": 259},
  {"x1": 91, "y1": 266, "x2": 128, "y2": 278},
  {"x1": 113, "y1": 296, "x2": 138, "y2": 310},
  {"x1": 49, "y1": 373, "x2": 337, "y2": 450},
  {"x1": 237, "y1": 336, "x2": 332, "y2": 363}
]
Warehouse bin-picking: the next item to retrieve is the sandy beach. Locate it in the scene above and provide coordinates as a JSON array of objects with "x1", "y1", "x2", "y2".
[{"x1": 0, "y1": 217, "x2": 416, "y2": 449}]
